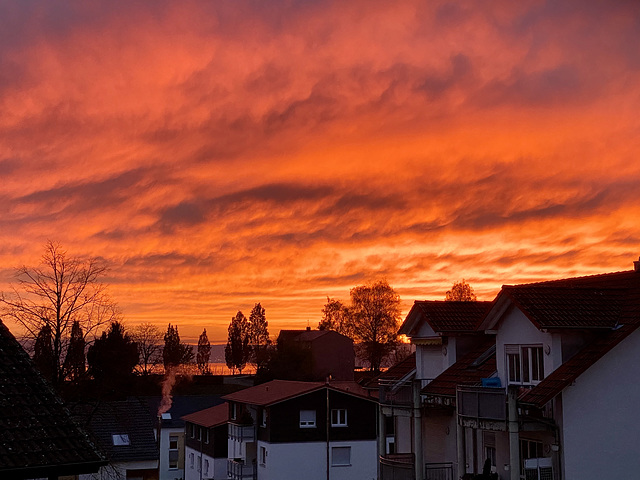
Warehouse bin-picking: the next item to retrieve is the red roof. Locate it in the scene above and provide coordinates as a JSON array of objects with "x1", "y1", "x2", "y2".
[
  {"x1": 422, "y1": 336, "x2": 497, "y2": 399},
  {"x1": 222, "y1": 379, "x2": 376, "y2": 406},
  {"x1": 399, "y1": 301, "x2": 492, "y2": 335},
  {"x1": 181, "y1": 403, "x2": 228, "y2": 428}
]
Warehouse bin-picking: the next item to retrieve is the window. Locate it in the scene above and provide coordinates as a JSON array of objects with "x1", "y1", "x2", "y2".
[
  {"x1": 197, "y1": 455, "x2": 201, "y2": 472},
  {"x1": 331, "y1": 409, "x2": 347, "y2": 427},
  {"x1": 506, "y1": 345, "x2": 544, "y2": 385},
  {"x1": 483, "y1": 431, "x2": 496, "y2": 468},
  {"x1": 520, "y1": 438, "x2": 544, "y2": 474},
  {"x1": 331, "y1": 446, "x2": 351, "y2": 466},
  {"x1": 189, "y1": 423, "x2": 195, "y2": 438},
  {"x1": 299, "y1": 410, "x2": 316, "y2": 428},
  {"x1": 204, "y1": 459, "x2": 209, "y2": 475},
  {"x1": 204, "y1": 429, "x2": 209, "y2": 444},
  {"x1": 169, "y1": 435, "x2": 179, "y2": 469},
  {"x1": 189, "y1": 452, "x2": 194, "y2": 469},
  {"x1": 197, "y1": 426, "x2": 202, "y2": 441},
  {"x1": 112, "y1": 434, "x2": 130, "y2": 446},
  {"x1": 260, "y1": 446, "x2": 267, "y2": 466},
  {"x1": 230, "y1": 403, "x2": 237, "y2": 420},
  {"x1": 261, "y1": 408, "x2": 267, "y2": 427}
]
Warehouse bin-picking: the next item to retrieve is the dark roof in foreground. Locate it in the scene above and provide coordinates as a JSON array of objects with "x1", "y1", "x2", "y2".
[
  {"x1": 223, "y1": 379, "x2": 377, "y2": 406},
  {"x1": 0, "y1": 320, "x2": 106, "y2": 479},
  {"x1": 422, "y1": 336, "x2": 497, "y2": 400},
  {"x1": 74, "y1": 399, "x2": 158, "y2": 464}
]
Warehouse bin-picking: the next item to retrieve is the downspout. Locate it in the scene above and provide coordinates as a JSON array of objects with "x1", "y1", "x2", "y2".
[
  {"x1": 455, "y1": 387, "x2": 465, "y2": 479},
  {"x1": 413, "y1": 380, "x2": 423, "y2": 480},
  {"x1": 377, "y1": 384, "x2": 385, "y2": 480},
  {"x1": 508, "y1": 386, "x2": 520, "y2": 480},
  {"x1": 326, "y1": 382, "x2": 330, "y2": 480}
]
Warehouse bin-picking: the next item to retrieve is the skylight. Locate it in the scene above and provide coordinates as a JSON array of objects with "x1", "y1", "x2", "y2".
[
  {"x1": 161, "y1": 413, "x2": 172, "y2": 420},
  {"x1": 112, "y1": 434, "x2": 130, "y2": 446}
]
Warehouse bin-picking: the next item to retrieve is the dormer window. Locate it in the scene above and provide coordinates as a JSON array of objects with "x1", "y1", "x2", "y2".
[{"x1": 506, "y1": 345, "x2": 544, "y2": 385}]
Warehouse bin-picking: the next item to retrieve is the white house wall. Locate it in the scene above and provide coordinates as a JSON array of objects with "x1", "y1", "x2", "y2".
[
  {"x1": 185, "y1": 446, "x2": 223, "y2": 480},
  {"x1": 159, "y1": 426, "x2": 185, "y2": 480},
  {"x1": 417, "y1": 344, "x2": 444, "y2": 382},
  {"x1": 257, "y1": 440, "x2": 376, "y2": 480},
  {"x1": 562, "y1": 326, "x2": 640, "y2": 480},
  {"x1": 495, "y1": 307, "x2": 556, "y2": 386}
]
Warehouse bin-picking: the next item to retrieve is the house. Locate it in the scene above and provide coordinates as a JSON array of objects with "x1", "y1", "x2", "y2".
[
  {"x1": 145, "y1": 395, "x2": 224, "y2": 480},
  {"x1": 463, "y1": 262, "x2": 640, "y2": 480},
  {"x1": 222, "y1": 379, "x2": 378, "y2": 480},
  {"x1": 378, "y1": 300, "x2": 492, "y2": 480},
  {"x1": 0, "y1": 319, "x2": 107, "y2": 479},
  {"x1": 75, "y1": 398, "x2": 159, "y2": 480},
  {"x1": 182, "y1": 403, "x2": 228, "y2": 480},
  {"x1": 277, "y1": 328, "x2": 355, "y2": 380}
]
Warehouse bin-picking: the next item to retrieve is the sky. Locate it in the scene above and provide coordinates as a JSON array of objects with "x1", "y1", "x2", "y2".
[{"x1": 1, "y1": 0, "x2": 640, "y2": 343}]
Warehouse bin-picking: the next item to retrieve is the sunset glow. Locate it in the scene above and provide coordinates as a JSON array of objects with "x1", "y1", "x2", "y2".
[{"x1": 2, "y1": 1, "x2": 640, "y2": 343}]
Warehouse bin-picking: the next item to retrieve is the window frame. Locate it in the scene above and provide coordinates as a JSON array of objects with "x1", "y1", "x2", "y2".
[
  {"x1": 331, "y1": 446, "x2": 351, "y2": 466},
  {"x1": 299, "y1": 409, "x2": 317, "y2": 428},
  {"x1": 331, "y1": 408, "x2": 348, "y2": 427},
  {"x1": 259, "y1": 446, "x2": 267, "y2": 466},
  {"x1": 168, "y1": 434, "x2": 179, "y2": 470},
  {"x1": 506, "y1": 345, "x2": 544, "y2": 386}
]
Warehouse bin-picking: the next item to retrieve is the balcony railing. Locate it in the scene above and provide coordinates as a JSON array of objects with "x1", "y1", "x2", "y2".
[
  {"x1": 227, "y1": 459, "x2": 256, "y2": 480},
  {"x1": 425, "y1": 462, "x2": 453, "y2": 480},
  {"x1": 379, "y1": 379, "x2": 414, "y2": 406},
  {"x1": 380, "y1": 453, "x2": 415, "y2": 480},
  {"x1": 228, "y1": 422, "x2": 256, "y2": 442},
  {"x1": 457, "y1": 386, "x2": 506, "y2": 430}
]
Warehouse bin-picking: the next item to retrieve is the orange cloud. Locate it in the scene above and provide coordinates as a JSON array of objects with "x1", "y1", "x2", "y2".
[{"x1": 1, "y1": 0, "x2": 640, "y2": 343}]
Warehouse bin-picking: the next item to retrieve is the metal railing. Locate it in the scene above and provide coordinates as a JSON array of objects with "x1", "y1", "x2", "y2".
[
  {"x1": 227, "y1": 459, "x2": 256, "y2": 480},
  {"x1": 425, "y1": 462, "x2": 453, "y2": 480},
  {"x1": 228, "y1": 423, "x2": 256, "y2": 442},
  {"x1": 457, "y1": 386, "x2": 506, "y2": 429},
  {"x1": 380, "y1": 453, "x2": 415, "y2": 480}
]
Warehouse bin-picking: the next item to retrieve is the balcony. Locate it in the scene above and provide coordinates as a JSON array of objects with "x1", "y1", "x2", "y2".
[
  {"x1": 456, "y1": 386, "x2": 506, "y2": 430},
  {"x1": 227, "y1": 459, "x2": 256, "y2": 480},
  {"x1": 228, "y1": 422, "x2": 256, "y2": 442},
  {"x1": 380, "y1": 453, "x2": 415, "y2": 480},
  {"x1": 379, "y1": 379, "x2": 414, "y2": 407}
]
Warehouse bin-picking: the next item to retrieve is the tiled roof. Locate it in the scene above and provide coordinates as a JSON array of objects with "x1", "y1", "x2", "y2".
[
  {"x1": 399, "y1": 301, "x2": 492, "y2": 335},
  {"x1": 182, "y1": 403, "x2": 228, "y2": 428},
  {"x1": 364, "y1": 353, "x2": 416, "y2": 389},
  {"x1": 222, "y1": 379, "x2": 376, "y2": 406},
  {"x1": 502, "y1": 285, "x2": 627, "y2": 329},
  {"x1": 73, "y1": 399, "x2": 159, "y2": 464},
  {"x1": 421, "y1": 336, "x2": 497, "y2": 399},
  {"x1": 0, "y1": 320, "x2": 106, "y2": 479}
]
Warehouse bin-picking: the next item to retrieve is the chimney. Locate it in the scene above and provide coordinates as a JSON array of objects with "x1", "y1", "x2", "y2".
[
  {"x1": 635, "y1": 257, "x2": 640, "y2": 272},
  {"x1": 306, "y1": 326, "x2": 311, "y2": 331}
]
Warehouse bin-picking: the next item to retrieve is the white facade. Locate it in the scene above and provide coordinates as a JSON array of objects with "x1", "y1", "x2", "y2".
[
  {"x1": 562, "y1": 326, "x2": 640, "y2": 480},
  {"x1": 256, "y1": 440, "x2": 377, "y2": 480},
  {"x1": 184, "y1": 445, "x2": 226, "y2": 480},
  {"x1": 159, "y1": 426, "x2": 185, "y2": 480}
]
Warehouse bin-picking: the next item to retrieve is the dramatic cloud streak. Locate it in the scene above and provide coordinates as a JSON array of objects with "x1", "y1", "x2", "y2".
[{"x1": 1, "y1": 0, "x2": 640, "y2": 342}]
